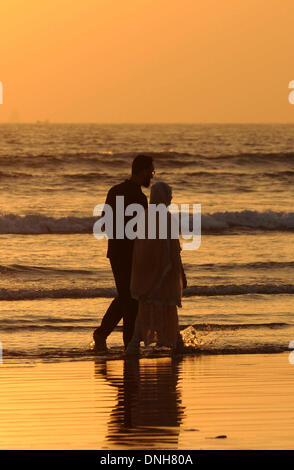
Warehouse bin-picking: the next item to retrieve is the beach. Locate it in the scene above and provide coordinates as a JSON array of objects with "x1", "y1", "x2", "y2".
[
  {"x1": 1, "y1": 353, "x2": 294, "y2": 450},
  {"x1": 0, "y1": 123, "x2": 293, "y2": 450},
  {"x1": 1, "y1": 0, "x2": 294, "y2": 455}
]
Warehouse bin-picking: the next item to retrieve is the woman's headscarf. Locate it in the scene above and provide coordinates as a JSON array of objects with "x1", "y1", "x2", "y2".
[{"x1": 150, "y1": 182, "x2": 172, "y2": 205}]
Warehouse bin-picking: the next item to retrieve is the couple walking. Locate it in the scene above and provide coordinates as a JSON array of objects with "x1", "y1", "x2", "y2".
[{"x1": 93, "y1": 155, "x2": 187, "y2": 355}]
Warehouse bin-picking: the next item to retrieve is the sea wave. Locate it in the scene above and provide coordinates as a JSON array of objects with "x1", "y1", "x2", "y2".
[
  {"x1": 184, "y1": 284, "x2": 294, "y2": 296},
  {"x1": 186, "y1": 261, "x2": 294, "y2": 270},
  {"x1": 0, "y1": 170, "x2": 34, "y2": 178},
  {"x1": 0, "y1": 321, "x2": 288, "y2": 332},
  {"x1": 201, "y1": 210, "x2": 294, "y2": 231},
  {"x1": 1, "y1": 261, "x2": 293, "y2": 276},
  {"x1": 2, "y1": 343, "x2": 290, "y2": 362},
  {"x1": 0, "y1": 263, "x2": 93, "y2": 275},
  {"x1": 0, "y1": 210, "x2": 293, "y2": 234},
  {"x1": 167, "y1": 169, "x2": 294, "y2": 178},
  {"x1": 1, "y1": 150, "x2": 294, "y2": 168},
  {"x1": 1, "y1": 283, "x2": 293, "y2": 301},
  {"x1": 0, "y1": 214, "x2": 94, "y2": 234}
]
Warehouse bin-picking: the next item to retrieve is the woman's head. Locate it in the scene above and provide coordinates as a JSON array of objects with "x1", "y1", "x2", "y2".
[{"x1": 150, "y1": 182, "x2": 172, "y2": 206}]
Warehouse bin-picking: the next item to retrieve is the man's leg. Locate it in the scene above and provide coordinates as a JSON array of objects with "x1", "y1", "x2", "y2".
[
  {"x1": 93, "y1": 258, "x2": 125, "y2": 350},
  {"x1": 94, "y1": 297, "x2": 123, "y2": 339},
  {"x1": 94, "y1": 257, "x2": 139, "y2": 349},
  {"x1": 106, "y1": 257, "x2": 139, "y2": 349},
  {"x1": 110, "y1": 259, "x2": 138, "y2": 348}
]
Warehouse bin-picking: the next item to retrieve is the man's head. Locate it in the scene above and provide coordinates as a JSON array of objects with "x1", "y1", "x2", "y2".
[{"x1": 131, "y1": 154, "x2": 155, "y2": 188}]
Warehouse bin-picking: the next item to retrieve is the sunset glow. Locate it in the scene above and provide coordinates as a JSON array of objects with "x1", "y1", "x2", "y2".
[{"x1": 1, "y1": 0, "x2": 294, "y2": 122}]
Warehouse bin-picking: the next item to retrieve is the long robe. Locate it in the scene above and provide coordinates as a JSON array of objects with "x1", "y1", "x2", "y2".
[{"x1": 130, "y1": 211, "x2": 183, "y2": 347}]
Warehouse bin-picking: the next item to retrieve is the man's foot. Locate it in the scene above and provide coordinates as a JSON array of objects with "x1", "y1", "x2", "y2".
[{"x1": 93, "y1": 329, "x2": 107, "y2": 352}]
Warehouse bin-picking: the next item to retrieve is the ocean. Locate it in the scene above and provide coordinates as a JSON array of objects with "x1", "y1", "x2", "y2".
[{"x1": 0, "y1": 123, "x2": 293, "y2": 363}]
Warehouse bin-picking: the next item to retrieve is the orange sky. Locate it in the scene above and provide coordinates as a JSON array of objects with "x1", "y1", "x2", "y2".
[{"x1": 0, "y1": 0, "x2": 294, "y2": 123}]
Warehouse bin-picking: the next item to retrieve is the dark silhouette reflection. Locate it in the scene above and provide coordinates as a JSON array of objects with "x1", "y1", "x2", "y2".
[{"x1": 94, "y1": 357, "x2": 185, "y2": 449}]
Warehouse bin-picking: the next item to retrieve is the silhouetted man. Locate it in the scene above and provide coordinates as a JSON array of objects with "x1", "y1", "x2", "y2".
[{"x1": 93, "y1": 155, "x2": 155, "y2": 351}]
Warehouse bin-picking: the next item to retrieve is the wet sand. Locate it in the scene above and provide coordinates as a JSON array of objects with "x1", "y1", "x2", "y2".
[{"x1": 1, "y1": 353, "x2": 294, "y2": 450}]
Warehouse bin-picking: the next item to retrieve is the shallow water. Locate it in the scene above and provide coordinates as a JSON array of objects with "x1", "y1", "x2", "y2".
[
  {"x1": 0, "y1": 123, "x2": 293, "y2": 363},
  {"x1": 1, "y1": 354, "x2": 294, "y2": 449}
]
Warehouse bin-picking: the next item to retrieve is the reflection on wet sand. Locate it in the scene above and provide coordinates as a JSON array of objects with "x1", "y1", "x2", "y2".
[{"x1": 94, "y1": 357, "x2": 185, "y2": 450}]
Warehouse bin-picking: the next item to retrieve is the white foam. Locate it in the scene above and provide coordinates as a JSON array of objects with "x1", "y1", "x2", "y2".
[{"x1": 0, "y1": 210, "x2": 293, "y2": 234}]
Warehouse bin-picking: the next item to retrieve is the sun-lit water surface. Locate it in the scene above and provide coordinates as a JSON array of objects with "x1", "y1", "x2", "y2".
[{"x1": 1, "y1": 354, "x2": 294, "y2": 450}]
